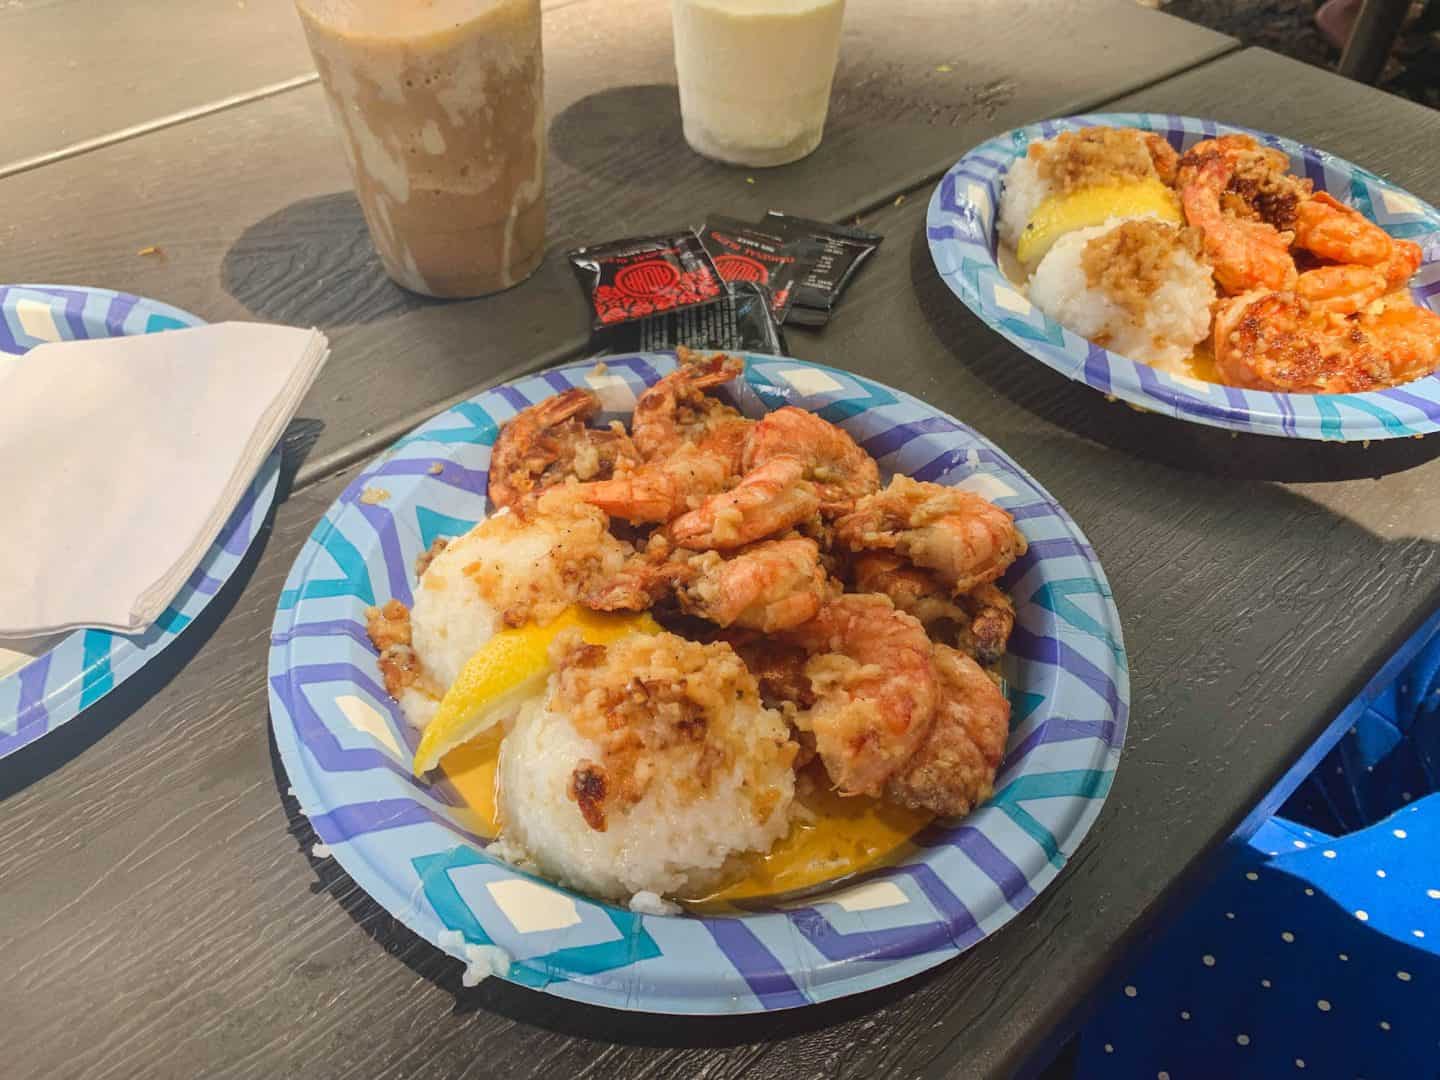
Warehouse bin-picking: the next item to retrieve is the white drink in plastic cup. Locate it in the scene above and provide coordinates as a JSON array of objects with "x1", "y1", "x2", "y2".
[{"x1": 671, "y1": 0, "x2": 846, "y2": 168}]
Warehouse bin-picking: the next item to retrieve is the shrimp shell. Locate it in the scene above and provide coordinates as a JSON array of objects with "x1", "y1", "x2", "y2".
[
  {"x1": 1179, "y1": 154, "x2": 1296, "y2": 295},
  {"x1": 851, "y1": 552, "x2": 967, "y2": 626},
  {"x1": 1214, "y1": 290, "x2": 1440, "y2": 393},
  {"x1": 836, "y1": 476, "x2": 1028, "y2": 594},
  {"x1": 782, "y1": 594, "x2": 938, "y2": 797},
  {"x1": 960, "y1": 583, "x2": 1016, "y2": 667},
  {"x1": 632, "y1": 350, "x2": 746, "y2": 461},
  {"x1": 489, "y1": 389, "x2": 632, "y2": 510},
  {"x1": 852, "y1": 553, "x2": 1016, "y2": 666},
  {"x1": 885, "y1": 644, "x2": 1009, "y2": 817},
  {"x1": 678, "y1": 538, "x2": 831, "y2": 632},
  {"x1": 1294, "y1": 191, "x2": 1397, "y2": 268},
  {"x1": 572, "y1": 443, "x2": 735, "y2": 524},
  {"x1": 668, "y1": 456, "x2": 821, "y2": 551},
  {"x1": 743, "y1": 407, "x2": 880, "y2": 514}
]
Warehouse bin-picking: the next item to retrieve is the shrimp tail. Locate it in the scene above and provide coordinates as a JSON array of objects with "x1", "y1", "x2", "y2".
[{"x1": 669, "y1": 457, "x2": 821, "y2": 551}]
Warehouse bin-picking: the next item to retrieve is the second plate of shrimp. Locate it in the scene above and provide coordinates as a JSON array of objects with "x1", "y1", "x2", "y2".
[
  {"x1": 928, "y1": 113, "x2": 1440, "y2": 440},
  {"x1": 268, "y1": 350, "x2": 1127, "y2": 1013}
]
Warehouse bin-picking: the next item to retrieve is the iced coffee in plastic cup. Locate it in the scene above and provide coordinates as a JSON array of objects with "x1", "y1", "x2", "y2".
[
  {"x1": 295, "y1": 0, "x2": 546, "y2": 298},
  {"x1": 671, "y1": 0, "x2": 846, "y2": 168}
]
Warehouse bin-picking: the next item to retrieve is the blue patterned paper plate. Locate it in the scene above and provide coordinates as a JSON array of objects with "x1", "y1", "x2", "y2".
[
  {"x1": 267, "y1": 354, "x2": 1128, "y2": 1013},
  {"x1": 0, "y1": 285, "x2": 280, "y2": 759},
  {"x1": 926, "y1": 113, "x2": 1440, "y2": 440}
]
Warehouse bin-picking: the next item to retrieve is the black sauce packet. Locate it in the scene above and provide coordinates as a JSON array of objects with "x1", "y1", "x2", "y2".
[
  {"x1": 698, "y1": 216, "x2": 823, "y2": 323},
  {"x1": 568, "y1": 230, "x2": 724, "y2": 333},
  {"x1": 762, "y1": 211, "x2": 884, "y2": 326},
  {"x1": 592, "y1": 281, "x2": 786, "y2": 357}
]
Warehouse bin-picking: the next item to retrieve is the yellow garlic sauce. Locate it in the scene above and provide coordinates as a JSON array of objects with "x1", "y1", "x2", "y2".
[
  {"x1": 694, "y1": 773, "x2": 932, "y2": 907},
  {"x1": 442, "y1": 733, "x2": 504, "y2": 836},
  {"x1": 1182, "y1": 342, "x2": 1223, "y2": 384},
  {"x1": 440, "y1": 741, "x2": 931, "y2": 908}
]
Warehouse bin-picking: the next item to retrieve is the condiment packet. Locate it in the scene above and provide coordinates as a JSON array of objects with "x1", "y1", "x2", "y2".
[
  {"x1": 593, "y1": 281, "x2": 785, "y2": 357},
  {"x1": 698, "y1": 216, "x2": 822, "y2": 322},
  {"x1": 762, "y1": 211, "x2": 883, "y2": 325},
  {"x1": 569, "y1": 231, "x2": 724, "y2": 332}
]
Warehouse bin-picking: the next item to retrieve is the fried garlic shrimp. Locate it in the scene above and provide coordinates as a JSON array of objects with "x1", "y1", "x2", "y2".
[
  {"x1": 488, "y1": 389, "x2": 640, "y2": 511},
  {"x1": 780, "y1": 594, "x2": 938, "y2": 798},
  {"x1": 743, "y1": 406, "x2": 880, "y2": 514},
  {"x1": 1364, "y1": 301, "x2": 1440, "y2": 374},
  {"x1": 721, "y1": 630, "x2": 817, "y2": 715},
  {"x1": 836, "y1": 476, "x2": 1028, "y2": 594},
  {"x1": 678, "y1": 538, "x2": 832, "y2": 632},
  {"x1": 1213, "y1": 290, "x2": 1440, "y2": 393},
  {"x1": 693, "y1": 418, "x2": 753, "y2": 478},
  {"x1": 584, "y1": 535, "x2": 833, "y2": 632},
  {"x1": 1179, "y1": 134, "x2": 1311, "y2": 233},
  {"x1": 632, "y1": 350, "x2": 749, "y2": 462},
  {"x1": 851, "y1": 554, "x2": 1015, "y2": 665},
  {"x1": 572, "y1": 353, "x2": 755, "y2": 524},
  {"x1": 668, "y1": 456, "x2": 822, "y2": 550},
  {"x1": 580, "y1": 536, "x2": 696, "y2": 613},
  {"x1": 885, "y1": 645, "x2": 1009, "y2": 818},
  {"x1": 571, "y1": 442, "x2": 736, "y2": 524},
  {"x1": 1294, "y1": 263, "x2": 1395, "y2": 316},
  {"x1": 851, "y1": 552, "x2": 968, "y2": 626},
  {"x1": 1178, "y1": 152, "x2": 1296, "y2": 294},
  {"x1": 959, "y1": 583, "x2": 1016, "y2": 667},
  {"x1": 1293, "y1": 191, "x2": 1423, "y2": 294}
]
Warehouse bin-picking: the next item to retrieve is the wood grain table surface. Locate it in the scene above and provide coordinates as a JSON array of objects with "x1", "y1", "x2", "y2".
[
  {"x1": 6, "y1": 3, "x2": 1440, "y2": 1075},
  {"x1": 0, "y1": 0, "x2": 584, "y2": 177}
]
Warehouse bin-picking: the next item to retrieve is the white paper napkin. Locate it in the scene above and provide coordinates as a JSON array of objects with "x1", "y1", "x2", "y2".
[{"x1": 0, "y1": 321, "x2": 329, "y2": 638}]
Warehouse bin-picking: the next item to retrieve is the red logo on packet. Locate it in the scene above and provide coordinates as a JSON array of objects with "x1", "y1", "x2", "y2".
[
  {"x1": 615, "y1": 260, "x2": 682, "y2": 298},
  {"x1": 712, "y1": 254, "x2": 770, "y2": 284},
  {"x1": 569, "y1": 231, "x2": 726, "y2": 332}
]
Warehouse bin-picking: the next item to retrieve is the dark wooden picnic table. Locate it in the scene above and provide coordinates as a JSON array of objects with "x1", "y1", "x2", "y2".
[{"x1": 2, "y1": 0, "x2": 1438, "y2": 1075}]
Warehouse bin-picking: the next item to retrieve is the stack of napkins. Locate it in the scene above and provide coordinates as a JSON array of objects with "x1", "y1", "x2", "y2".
[{"x1": 0, "y1": 321, "x2": 329, "y2": 645}]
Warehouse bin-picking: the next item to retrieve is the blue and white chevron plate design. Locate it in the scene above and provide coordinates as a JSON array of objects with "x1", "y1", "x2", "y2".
[
  {"x1": 268, "y1": 353, "x2": 1129, "y2": 1014},
  {"x1": 926, "y1": 113, "x2": 1440, "y2": 440},
  {"x1": 0, "y1": 285, "x2": 280, "y2": 759}
]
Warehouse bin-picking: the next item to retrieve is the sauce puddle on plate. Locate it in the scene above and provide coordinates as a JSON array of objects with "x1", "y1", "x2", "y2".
[
  {"x1": 691, "y1": 769, "x2": 932, "y2": 909},
  {"x1": 441, "y1": 740, "x2": 931, "y2": 908},
  {"x1": 442, "y1": 734, "x2": 504, "y2": 839}
]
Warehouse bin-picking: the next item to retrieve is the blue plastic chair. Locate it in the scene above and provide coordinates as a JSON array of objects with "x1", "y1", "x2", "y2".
[
  {"x1": 1282, "y1": 632, "x2": 1440, "y2": 836},
  {"x1": 1075, "y1": 632, "x2": 1440, "y2": 1078}
]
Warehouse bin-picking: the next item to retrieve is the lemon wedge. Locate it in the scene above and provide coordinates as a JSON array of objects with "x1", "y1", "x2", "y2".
[
  {"x1": 412, "y1": 606, "x2": 661, "y2": 777},
  {"x1": 1016, "y1": 179, "x2": 1182, "y2": 267}
]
